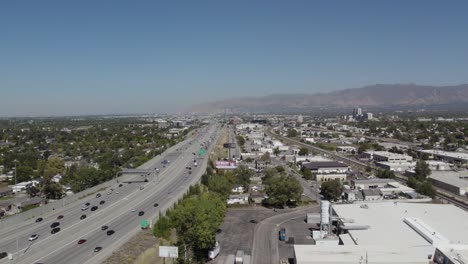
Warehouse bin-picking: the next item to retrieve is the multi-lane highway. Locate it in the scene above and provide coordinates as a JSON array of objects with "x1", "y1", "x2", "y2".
[{"x1": 0, "y1": 122, "x2": 220, "y2": 264}]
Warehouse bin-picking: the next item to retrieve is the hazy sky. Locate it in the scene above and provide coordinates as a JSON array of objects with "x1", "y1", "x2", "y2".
[{"x1": 2, "y1": 0, "x2": 468, "y2": 116}]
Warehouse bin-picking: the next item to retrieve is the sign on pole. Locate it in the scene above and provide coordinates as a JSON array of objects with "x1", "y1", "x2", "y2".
[
  {"x1": 223, "y1": 143, "x2": 236, "y2": 148},
  {"x1": 198, "y1": 148, "x2": 206, "y2": 155},
  {"x1": 159, "y1": 246, "x2": 178, "y2": 258}
]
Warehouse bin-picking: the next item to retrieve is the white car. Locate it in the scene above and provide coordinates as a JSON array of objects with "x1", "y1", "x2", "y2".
[
  {"x1": 29, "y1": 234, "x2": 39, "y2": 241},
  {"x1": 81, "y1": 205, "x2": 89, "y2": 211},
  {"x1": 131, "y1": 208, "x2": 136, "y2": 212}
]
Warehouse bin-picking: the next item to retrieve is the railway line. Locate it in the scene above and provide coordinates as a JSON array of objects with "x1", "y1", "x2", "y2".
[{"x1": 267, "y1": 128, "x2": 468, "y2": 211}]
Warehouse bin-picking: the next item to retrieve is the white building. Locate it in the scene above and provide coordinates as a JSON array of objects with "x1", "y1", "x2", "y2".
[
  {"x1": 419, "y1": 149, "x2": 468, "y2": 166},
  {"x1": 364, "y1": 151, "x2": 413, "y2": 163},
  {"x1": 227, "y1": 194, "x2": 249, "y2": 205},
  {"x1": 302, "y1": 161, "x2": 349, "y2": 181}
]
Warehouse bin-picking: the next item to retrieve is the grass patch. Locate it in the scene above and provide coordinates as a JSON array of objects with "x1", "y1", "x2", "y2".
[
  {"x1": 0, "y1": 195, "x2": 14, "y2": 201},
  {"x1": 78, "y1": 187, "x2": 107, "y2": 200}
]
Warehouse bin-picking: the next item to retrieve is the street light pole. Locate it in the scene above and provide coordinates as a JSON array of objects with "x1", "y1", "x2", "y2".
[{"x1": 13, "y1": 159, "x2": 19, "y2": 260}]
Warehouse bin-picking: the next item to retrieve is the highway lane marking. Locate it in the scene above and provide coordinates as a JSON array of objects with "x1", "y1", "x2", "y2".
[{"x1": 24, "y1": 132, "x2": 216, "y2": 264}]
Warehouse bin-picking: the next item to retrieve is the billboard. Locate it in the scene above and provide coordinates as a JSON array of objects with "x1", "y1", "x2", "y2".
[
  {"x1": 215, "y1": 160, "x2": 238, "y2": 169},
  {"x1": 223, "y1": 143, "x2": 236, "y2": 149},
  {"x1": 159, "y1": 246, "x2": 178, "y2": 258}
]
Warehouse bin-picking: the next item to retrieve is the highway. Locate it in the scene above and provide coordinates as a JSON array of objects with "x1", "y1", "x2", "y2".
[
  {"x1": 227, "y1": 126, "x2": 241, "y2": 160},
  {"x1": 0, "y1": 122, "x2": 220, "y2": 264}
]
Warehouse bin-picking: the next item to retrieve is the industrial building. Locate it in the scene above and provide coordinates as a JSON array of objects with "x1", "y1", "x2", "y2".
[
  {"x1": 419, "y1": 149, "x2": 468, "y2": 166},
  {"x1": 294, "y1": 202, "x2": 468, "y2": 264},
  {"x1": 302, "y1": 161, "x2": 349, "y2": 181},
  {"x1": 428, "y1": 171, "x2": 468, "y2": 196},
  {"x1": 363, "y1": 151, "x2": 413, "y2": 163}
]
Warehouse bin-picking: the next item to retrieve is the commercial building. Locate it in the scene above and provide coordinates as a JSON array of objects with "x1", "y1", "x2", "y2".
[
  {"x1": 336, "y1": 146, "x2": 356, "y2": 154},
  {"x1": 419, "y1": 150, "x2": 468, "y2": 166},
  {"x1": 294, "y1": 203, "x2": 468, "y2": 263},
  {"x1": 364, "y1": 151, "x2": 413, "y2": 163},
  {"x1": 428, "y1": 171, "x2": 468, "y2": 195},
  {"x1": 302, "y1": 161, "x2": 349, "y2": 181},
  {"x1": 376, "y1": 161, "x2": 415, "y2": 172}
]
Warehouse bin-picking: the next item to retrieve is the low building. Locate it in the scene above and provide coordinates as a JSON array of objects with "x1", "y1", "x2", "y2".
[
  {"x1": 362, "y1": 188, "x2": 382, "y2": 200},
  {"x1": 364, "y1": 151, "x2": 413, "y2": 163},
  {"x1": 231, "y1": 184, "x2": 244, "y2": 193},
  {"x1": 302, "y1": 161, "x2": 349, "y2": 182},
  {"x1": 351, "y1": 178, "x2": 393, "y2": 189},
  {"x1": 376, "y1": 161, "x2": 415, "y2": 172},
  {"x1": 336, "y1": 146, "x2": 356, "y2": 154},
  {"x1": 419, "y1": 149, "x2": 468, "y2": 166},
  {"x1": 250, "y1": 193, "x2": 266, "y2": 204},
  {"x1": 19, "y1": 197, "x2": 44, "y2": 208},
  {"x1": 227, "y1": 194, "x2": 249, "y2": 205},
  {"x1": 429, "y1": 171, "x2": 468, "y2": 196}
]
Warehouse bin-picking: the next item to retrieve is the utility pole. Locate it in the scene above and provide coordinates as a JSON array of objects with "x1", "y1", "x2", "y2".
[{"x1": 13, "y1": 159, "x2": 19, "y2": 260}]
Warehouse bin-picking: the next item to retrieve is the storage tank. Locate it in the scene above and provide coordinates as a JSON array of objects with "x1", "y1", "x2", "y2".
[{"x1": 321, "y1": 200, "x2": 330, "y2": 225}]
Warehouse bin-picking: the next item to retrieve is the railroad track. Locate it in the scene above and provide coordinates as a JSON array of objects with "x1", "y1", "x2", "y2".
[{"x1": 268, "y1": 128, "x2": 468, "y2": 211}]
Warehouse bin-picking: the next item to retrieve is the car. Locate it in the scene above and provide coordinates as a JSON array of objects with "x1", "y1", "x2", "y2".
[
  {"x1": 101, "y1": 225, "x2": 108, "y2": 231},
  {"x1": 51, "y1": 227, "x2": 61, "y2": 234},
  {"x1": 77, "y1": 239, "x2": 87, "y2": 245},
  {"x1": 249, "y1": 220, "x2": 258, "y2": 224},
  {"x1": 91, "y1": 206, "x2": 98, "y2": 211},
  {"x1": 131, "y1": 208, "x2": 136, "y2": 212},
  {"x1": 96, "y1": 193, "x2": 101, "y2": 198},
  {"x1": 139, "y1": 186, "x2": 144, "y2": 190},
  {"x1": 100, "y1": 200, "x2": 105, "y2": 205},
  {"x1": 110, "y1": 188, "x2": 114, "y2": 191},
  {"x1": 188, "y1": 171, "x2": 192, "y2": 175},
  {"x1": 118, "y1": 184, "x2": 123, "y2": 187},
  {"x1": 144, "y1": 179, "x2": 148, "y2": 182},
  {"x1": 106, "y1": 230, "x2": 115, "y2": 236},
  {"x1": 51, "y1": 222, "x2": 60, "y2": 228},
  {"x1": 81, "y1": 205, "x2": 89, "y2": 211},
  {"x1": 0, "y1": 252, "x2": 7, "y2": 259},
  {"x1": 35, "y1": 217, "x2": 43, "y2": 223},
  {"x1": 94, "y1": 246, "x2": 103, "y2": 252},
  {"x1": 107, "y1": 191, "x2": 112, "y2": 195},
  {"x1": 29, "y1": 234, "x2": 39, "y2": 241},
  {"x1": 57, "y1": 215, "x2": 64, "y2": 220},
  {"x1": 80, "y1": 215, "x2": 87, "y2": 220},
  {"x1": 153, "y1": 203, "x2": 159, "y2": 207},
  {"x1": 85, "y1": 202, "x2": 91, "y2": 206},
  {"x1": 116, "y1": 191, "x2": 119, "y2": 193},
  {"x1": 138, "y1": 211, "x2": 145, "y2": 216}
]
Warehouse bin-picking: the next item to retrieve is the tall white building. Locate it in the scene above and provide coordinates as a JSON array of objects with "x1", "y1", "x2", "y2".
[{"x1": 297, "y1": 115, "x2": 303, "y2": 123}]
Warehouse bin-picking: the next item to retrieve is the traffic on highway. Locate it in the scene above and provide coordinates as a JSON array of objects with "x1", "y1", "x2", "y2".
[{"x1": 0, "y1": 123, "x2": 220, "y2": 264}]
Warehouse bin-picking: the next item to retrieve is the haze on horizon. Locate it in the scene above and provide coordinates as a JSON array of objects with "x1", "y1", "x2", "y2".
[{"x1": 2, "y1": 0, "x2": 468, "y2": 117}]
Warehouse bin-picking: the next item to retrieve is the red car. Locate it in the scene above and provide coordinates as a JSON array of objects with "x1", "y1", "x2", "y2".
[
  {"x1": 57, "y1": 215, "x2": 64, "y2": 220},
  {"x1": 78, "y1": 239, "x2": 87, "y2": 245}
]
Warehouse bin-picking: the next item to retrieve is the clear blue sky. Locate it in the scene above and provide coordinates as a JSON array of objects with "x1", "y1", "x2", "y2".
[{"x1": 2, "y1": 0, "x2": 468, "y2": 116}]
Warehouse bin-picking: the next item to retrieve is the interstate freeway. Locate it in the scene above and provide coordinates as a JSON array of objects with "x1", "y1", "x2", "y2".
[{"x1": 0, "y1": 122, "x2": 220, "y2": 264}]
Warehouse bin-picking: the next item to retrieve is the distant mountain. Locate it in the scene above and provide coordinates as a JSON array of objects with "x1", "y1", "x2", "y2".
[{"x1": 185, "y1": 84, "x2": 468, "y2": 113}]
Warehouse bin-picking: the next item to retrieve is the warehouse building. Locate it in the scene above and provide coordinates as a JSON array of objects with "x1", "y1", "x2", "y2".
[
  {"x1": 363, "y1": 151, "x2": 413, "y2": 163},
  {"x1": 419, "y1": 149, "x2": 468, "y2": 166},
  {"x1": 429, "y1": 171, "x2": 468, "y2": 196},
  {"x1": 302, "y1": 161, "x2": 349, "y2": 182}
]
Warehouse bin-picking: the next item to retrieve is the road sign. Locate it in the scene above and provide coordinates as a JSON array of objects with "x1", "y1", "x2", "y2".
[
  {"x1": 198, "y1": 148, "x2": 206, "y2": 155},
  {"x1": 159, "y1": 246, "x2": 178, "y2": 258}
]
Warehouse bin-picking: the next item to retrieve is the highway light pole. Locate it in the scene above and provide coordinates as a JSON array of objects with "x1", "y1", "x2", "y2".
[{"x1": 13, "y1": 159, "x2": 19, "y2": 260}]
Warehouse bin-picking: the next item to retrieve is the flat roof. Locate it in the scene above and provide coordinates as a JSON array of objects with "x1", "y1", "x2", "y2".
[
  {"x1": 429, "y1": 171, "x2": 468, "y2": 189},
  {"x1": 333, "y1": 203, "x2": 468, "y2": 248},
  {"x1": 302, "y1": 161, "x2": 349, "y2": 170},
  {"x1": 419, "y1": 149, "x2": 468, "y2": 161}
]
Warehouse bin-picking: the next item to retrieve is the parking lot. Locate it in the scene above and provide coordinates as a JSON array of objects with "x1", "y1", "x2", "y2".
[{"x1": 277, "y1": 215, "x2": 317, "y2": 262}]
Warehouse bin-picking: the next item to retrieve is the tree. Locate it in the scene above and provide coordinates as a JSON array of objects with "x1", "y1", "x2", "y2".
[
  {"x1": 417, "y1": 180, "x2": 436, "y2": 198},
  {"x1": 301, "y1": 167, "x2": 314, "y2": 180},
  {"x1": 298, "y1": 147, "x2": 309, "y2": 156},
  {"x1": 26, "y1": 185, "x2": 40, "y2": 198},
  {"x1": 376, "y1": 169, "x2": 396, "y2": 179},
  {"x1": 265, "y1": 175, "x2": 303, "y2": 207},
  {"x1": 287, "y1": 129, "x2": 298, "y2": 138},
  {"x1": 414, "y1": 159, "x2": 431, "y2": 181},
  {"x1": 320, "y1": 179, "x2": 343, "y2": 201},
  {"x1": 15, "y1": 165, "x2": 33, "y2": 183},
  {"x1": 261, "y1": 152, "x2": 271, "y2": 162},
  {"x1": 207, "y1": 175, "x2": 232, "y2": 199},
  {"x1": 42, "y1": 182, "x2": 63, "y2": 199},
  {"x1": 236, "y1": 135, "x2": 245, "y2": 147},
  {"x1": 357, "y1": 144, "x2": 368, "y2": 154},
  {"x1": 273, "y1": 147, "x2": 280, "y2": 157},
  {"x1": 275, "y1": 166, "x2": 285, "y2": 174},
  {"x1": 234, "y1": 165, "x2": 254, "y2": 186},
  {"x1": 153, "y1": 215, "x2": 172, "y2": 240}
]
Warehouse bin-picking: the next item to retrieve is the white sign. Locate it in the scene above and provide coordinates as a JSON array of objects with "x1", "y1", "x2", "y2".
[
  {"x1": 159, "y1": 246, "x2": 178, "y2": 258},
  {"x1": 215, "y1": 160, "x2": 238, "y2": 169}
]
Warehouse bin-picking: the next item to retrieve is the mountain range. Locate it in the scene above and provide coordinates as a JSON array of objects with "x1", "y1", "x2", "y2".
[{"x1": 185, "y1": 84, "x2": 468, "y2": 113}]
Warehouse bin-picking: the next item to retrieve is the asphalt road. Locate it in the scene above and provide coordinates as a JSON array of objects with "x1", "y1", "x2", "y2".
[
  {"x1": 0, "y1": 123, "x2": 220, "y2": 264},
  {"x1": 250, "y1": 205, "x2": 319, "y2": 264}
]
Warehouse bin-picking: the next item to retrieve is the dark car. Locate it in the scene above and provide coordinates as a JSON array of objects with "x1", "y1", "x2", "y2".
[
  {"x1": 51, "y1": 227, "x2": 61, "y2": 234},
  {"x1": 96, "y1": 193, "x2": 101, "y2": 198},
  {"x1": 106, "y1": 230, "x2": 115, "y2": 236},
  {"x1": 94, "y1": 246, "x2": 103, "y2": 252},
  {"x1": 101, "y1": 225, "x2": 108, "y2": 231},
  {"x1": 91, "y1": 206, "x2": 98, "y2": 211},
  {"x1": 0, "y1": 252, "x2": 7, "y2": 259},
  {"x1": 57, "y1": 215, "x2": 64, "y2": 220},
  {"x1": 250, "y1": 220, "x2": 258, "y2": 224},
  {"x1": 99, "y1": 200, "x2": 105, "y2": 205},
  {"x1": 51, "y1": 222, "x2": 60, "y2": 228},
  {"x1": 153, "y1": 203, "x2": 159, "y2": 207},
  {"x1": 80, "y1": 215, "x2": 87, "y2": 220},
  {"x1": 77, "y1": 239, "x2": 87, "y2": 245},
  {"x1": 144, "y1": 179, "x2": 148, "y2": 182},
  {"x1": 85, "y1": 202, "x2": 91, "y2": 207},
  {"x1": 118, "y1": 184, "x2": 123, "y2": 187},
  {"x1": 138, "y1": 211, "x2": 144, "y2": 216},
  {"x1": 35, "y1": 217, "x2": 43, "y2": 223}
]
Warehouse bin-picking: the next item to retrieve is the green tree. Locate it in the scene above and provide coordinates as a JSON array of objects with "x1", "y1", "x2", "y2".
[
  {"x1": 301, "y1": 167, "x2": 313, "y2": 180},
  {"x1": 414, "y1": 159, "x2": 431, "y2": 181},
  {"x1": 236, "y1": 135, "x2": 245, "y2": 147},
  {"x1": 275, "y1": 166, "x2": 285, "y2": 174},
  {"x1": 153, "y1": 215, "x2": 172, "y2": 240},
  {"x1": 42, "y1": 182, "x2": 63, "y2": 199},
  {"x1": 265, "y1": 175, "x2": 303, "y2": 207},
  {"x1": 234, "y1": 165, "x2": 254, "y2": 186},
  {"x1": 376, "y1": 169, "x2": 396, "y2": 179},
  {"x1": 320, "y1": 179, "x2": 343, "y2": 201},
  {"x1": 287, "y1": 128, "x2": 298, "y2": 138},
  {"x1": 298, "y1": 147, "x2": 309, "y2": 156},
  {"x1": 207, "y1": 175, "x2": 232, "y2": 199},
  {"x1": 15, "y1": 165, "x2": 34, "y2": 183},
  {"x1": 261, "y1": 152, "x2": 271, "y2": 162},
  {"x1": 273, "y1": 147, "x2": 280, "y2": 157}
]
